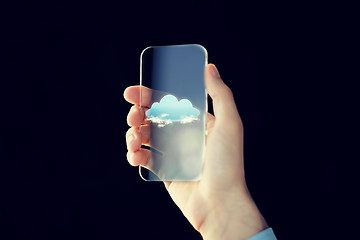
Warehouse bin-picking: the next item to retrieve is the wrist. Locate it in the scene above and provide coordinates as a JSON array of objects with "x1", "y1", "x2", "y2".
[{"x1": 199, "y1": 190, "x2": 268, "y2": 240}]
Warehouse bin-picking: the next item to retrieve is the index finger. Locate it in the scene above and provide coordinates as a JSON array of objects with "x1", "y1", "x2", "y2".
[{"x1": 123, "y1": 85, "x2": 152, "y2": 108}]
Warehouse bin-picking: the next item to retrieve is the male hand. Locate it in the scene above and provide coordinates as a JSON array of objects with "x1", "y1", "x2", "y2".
[{"x1": 124, "y1": 64, "x2": 268, "y2": 240}]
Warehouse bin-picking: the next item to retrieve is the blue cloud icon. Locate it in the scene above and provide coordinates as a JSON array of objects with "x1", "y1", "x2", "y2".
[{"x1": 146, "y1": 95, "x2": 200, "y2": 127}]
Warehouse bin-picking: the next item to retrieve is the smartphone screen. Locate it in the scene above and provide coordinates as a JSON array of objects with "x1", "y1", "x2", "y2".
[{"x1": 139, "y1": 44, "x2": 207, "y2": 181}]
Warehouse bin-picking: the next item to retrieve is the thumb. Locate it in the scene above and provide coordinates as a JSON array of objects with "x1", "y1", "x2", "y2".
[{"x1": 205, "y1": 64, "x2": 242, "y2": 126}]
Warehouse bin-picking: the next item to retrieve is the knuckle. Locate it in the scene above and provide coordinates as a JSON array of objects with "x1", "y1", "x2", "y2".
[
  {"x1": 234, "y1": 119, "x2": 243, "y2": 133},
  {"x1": 126, "y1": 152, "x2": 131, "y2": 162},
  {"x1": 125, "y1": 128, "x2": 133, "y2": 138},
  {"x1": 214, "y1": 85, "x2": 233, "y2": 101},
  {"x1": 223, "y1": 85, "x2": 233, "y2": 97},
  {"x1": 126, "y1": 110, "x2": 134, "y2": 126}
]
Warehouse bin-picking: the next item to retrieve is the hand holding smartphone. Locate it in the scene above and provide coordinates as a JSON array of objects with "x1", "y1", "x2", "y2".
[{"x1": 125, "y1": 51, "x2": 270, "y2": 239}]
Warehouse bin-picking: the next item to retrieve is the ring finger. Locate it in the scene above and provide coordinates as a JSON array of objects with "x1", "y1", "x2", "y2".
[{"x1": 126, "y1": 125, "x2": 150, "y2": 152}]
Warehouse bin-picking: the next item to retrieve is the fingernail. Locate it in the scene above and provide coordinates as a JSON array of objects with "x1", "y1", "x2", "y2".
[
  {"x1": 128, "y1": 134, "x2": 135, "y2": 143},
  {"x1": 132, "y1": 105, "x2": 139, "y2": 113},
  {"x1": 210, "y1": 64, "x2": 221, "y2": 78}
]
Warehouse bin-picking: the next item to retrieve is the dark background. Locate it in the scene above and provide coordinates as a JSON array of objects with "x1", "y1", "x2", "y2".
[{"x1": 1, "y1": 1, "x2": 355, "y2": 239}]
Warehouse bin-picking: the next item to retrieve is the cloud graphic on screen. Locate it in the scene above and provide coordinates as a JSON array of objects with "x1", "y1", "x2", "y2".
[{"x1": 146, "y1": 95, "x2": 200, "y2": 127}]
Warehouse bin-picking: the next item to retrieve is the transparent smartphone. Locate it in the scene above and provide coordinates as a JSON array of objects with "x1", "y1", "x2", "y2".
[{"x1": 139, "y1": 44, "x2": 207, "y2": 181}]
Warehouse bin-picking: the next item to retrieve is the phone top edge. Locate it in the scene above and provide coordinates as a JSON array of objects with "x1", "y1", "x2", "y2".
[
  {"x1": 140, "y1": 46, "x2": 152, "y2": 58},
  {"x1": 141, "y1": 44, "x2": 207, "y2": 52}
]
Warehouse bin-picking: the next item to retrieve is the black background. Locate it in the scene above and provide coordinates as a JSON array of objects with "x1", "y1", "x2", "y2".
[{"x1": 1, "y1": 1, "x2": 355, "y2": 239}]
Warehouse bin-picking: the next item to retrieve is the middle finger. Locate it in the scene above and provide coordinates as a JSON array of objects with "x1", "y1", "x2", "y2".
[{"x1": 127, "y1": 105, "x2": 146, "y2": 127}]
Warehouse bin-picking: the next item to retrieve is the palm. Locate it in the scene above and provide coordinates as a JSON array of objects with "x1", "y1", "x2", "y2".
[
  {"x1": 164, "y1": 113, "x2": 245, "y2": 231},
  {"x1": 163, "y1": 114, "x2": 214, "y2": 231}
]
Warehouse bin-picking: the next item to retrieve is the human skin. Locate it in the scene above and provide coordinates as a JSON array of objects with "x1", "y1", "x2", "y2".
[{"x1": 124, "y1": 64, "x2": 268, "y2": 240}]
